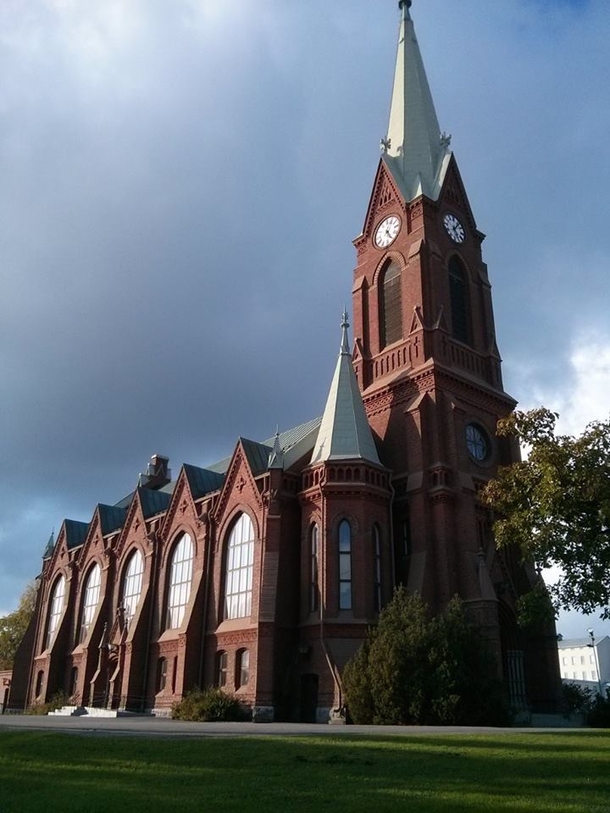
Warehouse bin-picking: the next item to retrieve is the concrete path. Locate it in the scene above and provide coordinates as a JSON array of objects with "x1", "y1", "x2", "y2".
[{"x1": 0, "y1": 714, "x2": 583, "y2": 739}]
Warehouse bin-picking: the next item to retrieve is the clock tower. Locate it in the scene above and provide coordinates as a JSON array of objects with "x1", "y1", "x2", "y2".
[{"x1": 351, "y1": 0, "x2": 560, "y2": 711}]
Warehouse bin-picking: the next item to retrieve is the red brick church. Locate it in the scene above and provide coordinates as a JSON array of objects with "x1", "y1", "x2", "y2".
[{"x1": 10, "y1": 1, "x2": 561, "y2": 721}]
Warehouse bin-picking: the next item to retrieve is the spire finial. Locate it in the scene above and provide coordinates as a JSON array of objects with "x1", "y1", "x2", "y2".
[
  {"x1": 399, "y1": 0, "x2": 412, "y2": 18},
  {"x1": 340, "y1": 309, "x2": 350, "y2": 355}
]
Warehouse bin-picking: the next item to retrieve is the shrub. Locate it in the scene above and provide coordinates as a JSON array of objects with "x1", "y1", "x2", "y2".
[
  {"x1": 171, "y1": 687, "x2": 245, "y2": 722},
  {"x1": 588, "y1": 688, "x2": 610, "y2": 728},
  {"x1": 26, "y1": 691, "x2": 70, "y2": 715},
  {"x1": 561, "y1": 682, "x2": 594, "y2": 716},
  {"x1": 343, "y1": 589, "x2": 510, "y2": 727}
]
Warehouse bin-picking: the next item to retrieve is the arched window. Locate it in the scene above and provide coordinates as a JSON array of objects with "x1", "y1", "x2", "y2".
[
  {"x1": 381, "y1": 260, "x2": 402, "y2": 347},
  {"x1": 157, "y1": 658, "x2": 167, "y2": 693},
  {"x1": 373, "y1": 525, "x2": 382, "y2": 613},
  {"x1": 309, "y1": 524, "x2": 319, "y2": 613},
  {"x1": 166, "y1": 533, "x2": 194, "y2": 629},
  {"x1": 449, "y1": 256, "x2": 471, "y2": 345},
  {"x1": 338, "y1": 520, "x2": 352, "y2": 610},
  {"x1": 122, "y1": 549, "x2": 144, "y2": 628},
  {"x1": 78, "y1": 564, "x2": 101, "y2": 644},
  {"x1": 216, "y1": 651, "x2": 228, "y2": 687},
  {"x1": 224, "y1": 514, "x2": 255, "y2": 620},
  {"x1": 35, "y1": 670, "x2": 44, "y2": 698},
  {"x1": 45, "y1": 575, "x2": 65, "y2": 650},
  {"x1": 236, "y1": 649, "x2": 250, "y2": 689}
]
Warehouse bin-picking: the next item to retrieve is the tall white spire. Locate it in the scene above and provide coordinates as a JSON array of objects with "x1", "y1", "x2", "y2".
[
  {"x1": 383, "y1": 0, "x2": 451, "y2": 202},
  {"x1": 310, "y1": 312, "x2": 380, "y2": 465}
]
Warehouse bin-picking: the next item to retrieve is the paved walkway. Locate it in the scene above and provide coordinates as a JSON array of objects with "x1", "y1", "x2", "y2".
[{"x1": 0, "y1": 714, "x2": 582, "y2": 739}]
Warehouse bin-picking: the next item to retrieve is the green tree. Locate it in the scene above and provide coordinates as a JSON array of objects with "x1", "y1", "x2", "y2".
[
  {"x1": 482, "y1": 408, "x2": 610, "y2": 619},
  {"x1": 343, "y1": 588, "x2": 507, "y2": 726},
  {"x1": 0, "y1": 582, "x2": 37, "y2": 670}
]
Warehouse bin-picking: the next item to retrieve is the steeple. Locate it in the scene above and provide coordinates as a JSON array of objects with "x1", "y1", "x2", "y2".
[
  {"x1": 382, "y1": 0, "x2": 451, "y2": 202},
  {"x1": 311, "y1": 312, "x2": 380, "y2": 465}
]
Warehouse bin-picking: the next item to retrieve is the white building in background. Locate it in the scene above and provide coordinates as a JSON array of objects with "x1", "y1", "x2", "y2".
[{"x1": 558, "y1": 635, "x2": 610, "y2": 695}]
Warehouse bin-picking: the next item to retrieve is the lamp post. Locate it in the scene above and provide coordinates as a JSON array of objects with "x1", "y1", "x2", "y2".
[{"x1": 587, "y1": 628, "x2": 604, "y2": 696}]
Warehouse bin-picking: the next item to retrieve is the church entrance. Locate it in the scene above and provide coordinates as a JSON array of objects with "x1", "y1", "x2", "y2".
[{"x1": 299, "y1": 674, "x2": 319, "y2": 723}]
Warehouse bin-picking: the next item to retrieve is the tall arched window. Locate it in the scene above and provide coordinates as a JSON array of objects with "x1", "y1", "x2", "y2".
[
  {"x1": 236, "y1": 649, "x2": 250, "y2": 689},
  {"x1": 166, "y1": 533, "x2": 194, "y2": 629},
  {"x1": 449, "y1": 256, "x2": 471, "y2": 345},
  {"x1": 224, "y1": 514, "x2": 255, "y2": 620},
  {"x1": 373, "y1": 525, "x2": 382, "y2": 613},
  {"x1": 45, "y1": 575, "x2": 65, "y2": 650},
  {"x1": 309, "y1": 524, "x2": 319, "y2": 613},
  {"x1": 122, "y1": 549, "x2": 144, "y2": 628},
  {"x1": 338, "y1": 520, "x2": 352, "y2": 610},
  {"x1": 381, "y1": 260, "x2": 402, "y2": 347},
  {"x1": 78, "y1": 564, "x2": 101, "y2": 644}
]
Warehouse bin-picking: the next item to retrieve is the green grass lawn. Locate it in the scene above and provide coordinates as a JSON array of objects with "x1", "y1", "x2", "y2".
[{"x1": 0, "y1": 731, "x2": 609, "y2": 812}]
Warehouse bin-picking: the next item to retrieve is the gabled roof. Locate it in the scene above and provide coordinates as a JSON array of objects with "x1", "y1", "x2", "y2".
[
  {"x1": 138, "y1": 487, "x2": 171, "y2": 519},
  {"x1": 183, "y1": 464, "x2": 225, "y2": 500},
  {"x1": 240, "y1": 437, "x2": 274, "y2": 477},
  {"x1": 383, "y1": 1, "x2": 451, "y2": 203},
  {"x1": 98, "y1": 504, "x2": 128, "y2": 536},
  {"x1": 310, "y1": 314, "x2": 380, "y2": 465},
  {"x1": 64, "y1": 519, "x2": 89, "y2": 551}
]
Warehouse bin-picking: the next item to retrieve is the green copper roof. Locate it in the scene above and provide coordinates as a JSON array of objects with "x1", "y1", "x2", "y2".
[
  {"x1": 311, "y1": 313, "x2": 380, "y2": 465},
  {"x1": 383, "y1": 1, "x2": 451, "y2": 202},
  {"x1": 64, "y1": 519, "x2": 89, "y2": 551}
]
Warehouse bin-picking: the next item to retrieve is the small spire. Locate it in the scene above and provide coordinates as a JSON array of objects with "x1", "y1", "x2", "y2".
[
  {"x1": 268, "y1": 426, "x2": 284, "y2": 470},
  {"x1": 340, "y1": 309, "x2": 350, "y2": 355},
  {"x1": 43, "y1": 529, "x2": 56, "y2": 559},
  {"x1": 311, "y1": 315, "x2": 380, "y2": 465}
]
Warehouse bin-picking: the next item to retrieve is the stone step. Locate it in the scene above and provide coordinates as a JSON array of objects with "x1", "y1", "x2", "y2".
[{"x1": 47, "y1": 705, "x2": 141, "y2": 718}]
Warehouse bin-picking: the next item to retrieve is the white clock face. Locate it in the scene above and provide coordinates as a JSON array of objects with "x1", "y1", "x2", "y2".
[
  {"x1": 443, "y1": 213, "x2": 466, "y2": 244},
  {"x1": 374, "y1": 215, "x2": 401, "y2": 248}
]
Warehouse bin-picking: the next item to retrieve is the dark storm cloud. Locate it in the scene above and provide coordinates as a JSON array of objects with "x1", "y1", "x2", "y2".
[{"x1": 1, "y1": 0, "x2": 609, "y2": 644}]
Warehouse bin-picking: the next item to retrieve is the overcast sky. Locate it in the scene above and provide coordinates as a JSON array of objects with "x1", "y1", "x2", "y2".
[{"x1": 1, "y1": 0, "x2": 609, "y2": 642}]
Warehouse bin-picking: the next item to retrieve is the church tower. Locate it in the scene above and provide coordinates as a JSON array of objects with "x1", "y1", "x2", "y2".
[{"x1": 352, "y1": 0, "x2": 560, "y2": 711}]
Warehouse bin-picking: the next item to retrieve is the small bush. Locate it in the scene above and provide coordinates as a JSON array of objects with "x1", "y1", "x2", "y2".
[
  {"x1": 588, "y1": 688, "x2": 610, "y2": 728},
  {"x1": 26, "y1": 691, "x2": 70, "y2": 715},
  {"x1": 172, "y1": 687, "x2": 245, "y2": 722},
  {"x1": 561, "y1": 682, "x2": 594, "y2": 717}
]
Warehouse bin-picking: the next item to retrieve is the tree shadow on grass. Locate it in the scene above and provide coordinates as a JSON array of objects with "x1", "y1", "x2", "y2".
[{"x1": 0, "y1": 732, "x2": 609, "y2": 813}]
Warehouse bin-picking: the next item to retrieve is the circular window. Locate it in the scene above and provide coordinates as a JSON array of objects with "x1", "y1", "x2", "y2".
[{"x1": 466, "y1": 423, "x2": 490, "y2": 462}]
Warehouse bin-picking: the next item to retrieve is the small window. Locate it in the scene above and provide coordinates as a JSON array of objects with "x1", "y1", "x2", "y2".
[
  {"x1": 373, "y1": 525, "x2": 382, "y2": 613},
  {"x1": 70, "y1": 667, "x2": 79, "y2": 698},
  {"x1": 157, "y1": 658, "x2": 168, "y2": 693},
  {"x1": 309, "y1": 524, "x2": 319, "y2": 613},
  {"x1": 402, "y1": 519, "x2": 411, "y2": 556},
  {"x1": 236, "y1": 649, "x2": 250, "y2": 689},
  {"x1": 338, "y1": 520, "x2": 352, "y2": 610},
  {"x1": 35, "y1": 670, "x2": 44, "y2": 699},
  {"x1": 216, "y1": 651, "x2": 228, "y2": 688},
  {"x1": 78, "y1": 564, "x2": 102, "y2": 644}
]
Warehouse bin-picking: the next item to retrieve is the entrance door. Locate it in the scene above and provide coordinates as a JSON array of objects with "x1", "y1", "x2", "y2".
[{"x1": 300, "y1": 673, "x2": 319, "y2": 723}]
